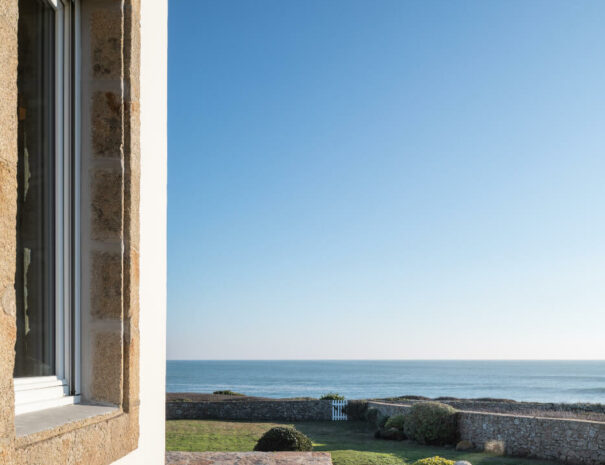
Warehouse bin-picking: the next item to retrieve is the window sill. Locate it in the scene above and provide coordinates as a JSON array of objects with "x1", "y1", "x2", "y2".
[{"x1": 15, "y1": 402, "x2": 119, "y2": 439}]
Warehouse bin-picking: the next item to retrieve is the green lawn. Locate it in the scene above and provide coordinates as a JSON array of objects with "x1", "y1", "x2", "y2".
[{"x1": 166, "y1": 420, "x2": 558, "y2": 465}]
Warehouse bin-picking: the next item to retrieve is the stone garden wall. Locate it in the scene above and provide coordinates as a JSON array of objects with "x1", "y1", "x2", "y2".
[
  {"x1": 430, "y1": 400, "x2": 605, "y2": 418},
  {"x1": 367, "y1": 401, "x2": 412, "y2": 417},
  {"x1": 367, "y1": 401, "x2": 605, "y2": 465},
  {"x1": 459, "y1": 411, "x2": 605, "y2": 465},
  {"x1": 166, "y1": 400, "x2": 332, "y2": 421}
]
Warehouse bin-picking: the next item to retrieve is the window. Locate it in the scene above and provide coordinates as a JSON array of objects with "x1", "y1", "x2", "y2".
[{"x1": 14, "y1": 0, "x2": 80, "y2": 415}]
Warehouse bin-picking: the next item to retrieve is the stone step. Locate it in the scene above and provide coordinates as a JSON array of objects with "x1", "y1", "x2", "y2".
[{"x1": 166, "y1": 451, "x2": 333, "y2": 465}]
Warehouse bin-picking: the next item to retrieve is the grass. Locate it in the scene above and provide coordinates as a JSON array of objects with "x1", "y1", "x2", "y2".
[{"x1": 166, "y1": 419, "x2": 558, "y2": 465}]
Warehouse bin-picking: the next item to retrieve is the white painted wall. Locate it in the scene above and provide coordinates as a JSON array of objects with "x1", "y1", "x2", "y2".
[{"x1": 113, "y1": 0, "x2": 168, "y2": 463}]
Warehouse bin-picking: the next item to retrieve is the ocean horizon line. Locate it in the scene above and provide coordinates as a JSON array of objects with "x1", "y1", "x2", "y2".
[{"x1": 168, "y1": 358, "x2": 605, "y2": 362}]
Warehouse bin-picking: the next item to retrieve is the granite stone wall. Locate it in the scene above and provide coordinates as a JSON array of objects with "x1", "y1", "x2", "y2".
[
  {"x1": 167, "y1": 400, "x2": 333, "y2": 421},
  {"x1": 459, "y1": 411, "x2": 605, "y2": 465},
  {"x1": 421, "y1": 399, "x2": 605, "y2": 417},
  {"x1": 367, "y1": 401, "x2": 605, "y2": 465},
  {"x1": 367, "y1": 401, "x2": 412, "y2": 418}
]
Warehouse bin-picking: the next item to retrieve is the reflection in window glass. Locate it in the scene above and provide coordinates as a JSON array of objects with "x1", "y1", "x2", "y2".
[{"x1": 15, "y1": 0, "x2": 56, "y2": 378}]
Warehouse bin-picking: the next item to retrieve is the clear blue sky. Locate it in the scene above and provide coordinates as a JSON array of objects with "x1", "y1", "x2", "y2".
[{"x1": 168, "y1": 0, "x2": 605, "y2": 360}]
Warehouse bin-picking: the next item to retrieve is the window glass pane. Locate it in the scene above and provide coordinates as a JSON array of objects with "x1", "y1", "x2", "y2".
[{"x1": 15, "y1": 0, "x2": 56, "y2": 378}]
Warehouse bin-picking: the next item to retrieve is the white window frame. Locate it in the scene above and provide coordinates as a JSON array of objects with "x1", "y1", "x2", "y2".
[{"x1": 14, "y1": 0, "x2": 81, "y2": 416}]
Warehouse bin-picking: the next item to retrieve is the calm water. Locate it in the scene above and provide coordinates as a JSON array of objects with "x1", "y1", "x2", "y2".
[{"x1": 166, "y1": 360, "x2": 605, "y2": 403}]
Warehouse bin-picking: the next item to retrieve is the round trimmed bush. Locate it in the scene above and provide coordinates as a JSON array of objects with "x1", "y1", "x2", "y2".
[
  {"x1": 254, "y1": 427, "x2": 313, "y2": 452},
  {"x1": 384, "y1": 414, "x2": 405, "y2": 431},
  {"x1": 412, "y1": 457, "x2": 455, "y2": 465},
  {"x1": 403, "y1": 402, "x2": 457, "y2": 445}
]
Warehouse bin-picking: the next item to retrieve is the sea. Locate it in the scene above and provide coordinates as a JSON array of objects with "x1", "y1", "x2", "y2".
[{"x1": 166, "y1": 360, "x2": 605, "y2": 404}]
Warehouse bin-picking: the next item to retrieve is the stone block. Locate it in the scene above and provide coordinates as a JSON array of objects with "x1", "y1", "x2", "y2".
[
  {"x1": 456, "y1": 440, "x2": 474, "y2": 451},
  {"x1": 91, "y1": 251, "x2": 123, "y2": 320},
  {"x1": 166, "y1": 451, "x2": 333, "y2": 465},
  {"x1": 91, "y1": 7, "x2": 122, "y2": 79},
  {"x1": 0, "y1": 161, "x2": 16, "y2": 285},
  {"x1": 0, "y1": 1, "x2": 19, "y2": 34},
  {"x1": 123, "y1": 326, "x2": 140, "y2": 412},
  {"x1": 483, "y1": 439, "x2": 505, "y2": 455},
  {"x1": 92, "y1": 91, "x2": 123, "y2": 158},
  {"x1": 73, "y1": 419, "x2": 110, "y2": 464},
  {"x1": 0, "y1": 14, "x2": 18, "y2": 167},
  {"x1": 124, "y1": 248, "x2": 139, "y2": 322},
  {"x1": 92, "y1": 331, "x2": 123, "y2": 405},
  {"x1": 14, "y1": 432, "x2": 74, "y2": 465},
  {"x1": 91, "y1": 168, "x2": 123, "y2": 240}
]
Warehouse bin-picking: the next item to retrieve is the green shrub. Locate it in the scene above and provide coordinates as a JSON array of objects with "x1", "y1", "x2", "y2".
[
  {"x1": 213, "y1": 390, "x2": 244, "y2": 396},
  {"x1": 384, "y1": 414, "x2": 405, "y2": 431},
  {"x1": 412, "y1": 457, "x2": 455, "y2": 465},
  {"x1": 320, "y1": 393, "x2": 345, "y2": 400},
  {"x1": 254, "y1": 427, "x2": 313, "y2": 452},
  {"x1": 365, "y1": 408, "x2": 379, "y2": 425},
  {"x1": 403, "y1": 402, "x2": 457, "y2": 445},
  {"x1": 398, "y1": 395, "x2": 430, "y2": 401},
  {"x1": 365, "y1": 408, "x2": 389, "y2": 428},
  {"x1": 376, "y1": 427, "x2": 406, "y2": 441},
  {"x1": 343, "y1": 400, "x2": 368, "y2": 420}
]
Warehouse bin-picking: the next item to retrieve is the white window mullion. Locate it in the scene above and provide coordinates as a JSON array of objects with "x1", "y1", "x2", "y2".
[
  {"x1": 62, "y1": 0, "x2": 72, "y2": 390},
  {"x1": 54, "y1": 0, "x2": 66, "y2": 384},
  {"x1": 73, "y1": 0, "x2": 82, "y2": 398}
]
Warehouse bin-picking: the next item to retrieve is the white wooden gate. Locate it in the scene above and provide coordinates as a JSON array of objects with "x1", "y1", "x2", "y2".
[{"x1": 331, "y1": 400, "x2": 348, "y2": 420}]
